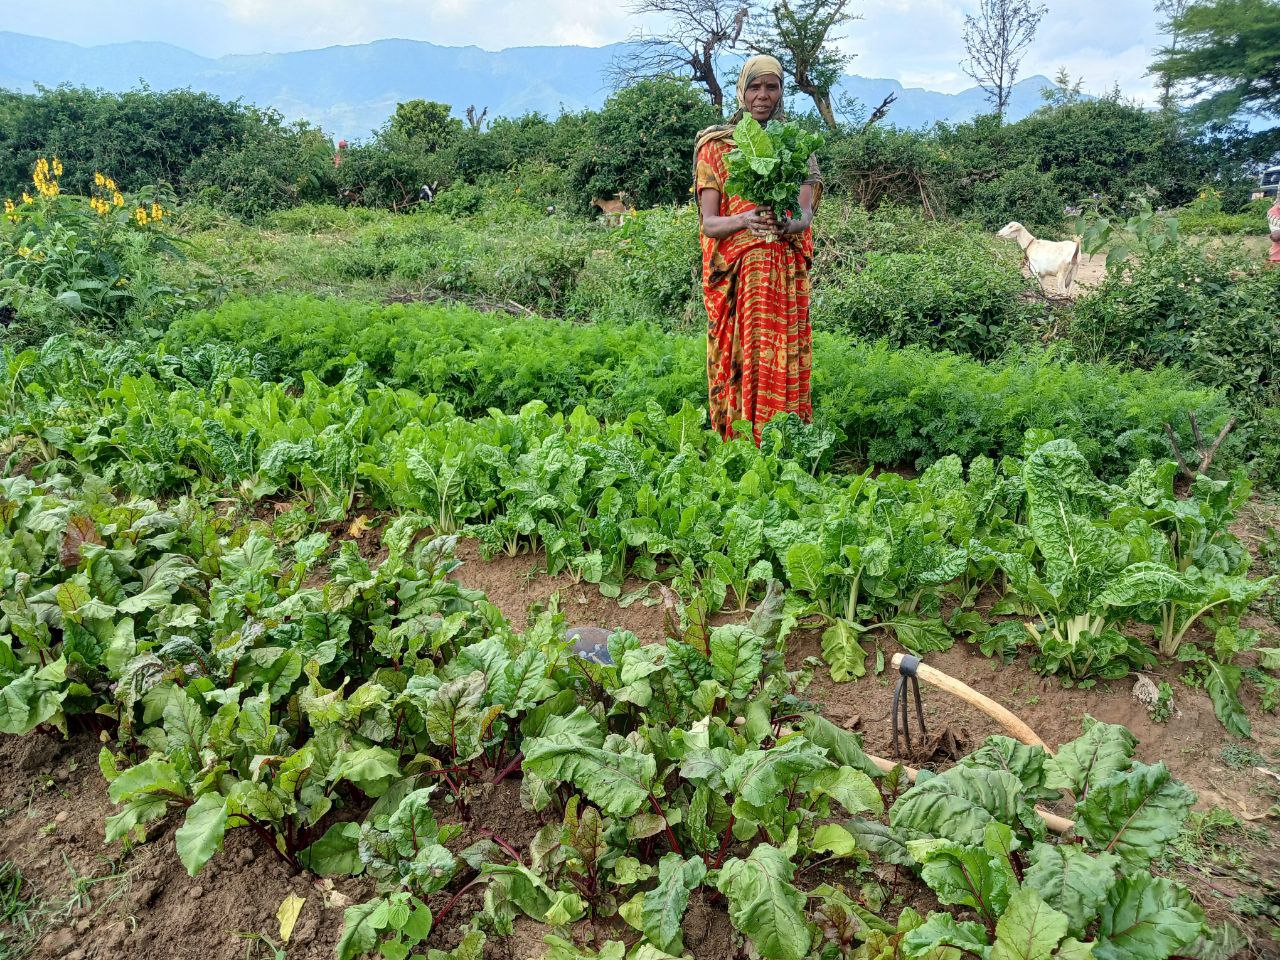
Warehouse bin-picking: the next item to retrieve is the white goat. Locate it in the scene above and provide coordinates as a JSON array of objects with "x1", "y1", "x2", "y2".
[{"x1": 997, "y1": 221, "x2": 1080, "y2": 295}]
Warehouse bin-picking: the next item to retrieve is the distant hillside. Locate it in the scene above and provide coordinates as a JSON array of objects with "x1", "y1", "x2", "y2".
[{"x1": 0, "y1": 31, "x2": 1059, "y2": 139}]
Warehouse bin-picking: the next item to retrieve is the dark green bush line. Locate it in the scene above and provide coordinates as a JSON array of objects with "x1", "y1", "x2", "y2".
[
  {"x1": 163, "y1": 294, "x2": 1237, "y2": 478},
  {"x1": 1069, "y1": 242, "x2": 1280, "y2": 478}
]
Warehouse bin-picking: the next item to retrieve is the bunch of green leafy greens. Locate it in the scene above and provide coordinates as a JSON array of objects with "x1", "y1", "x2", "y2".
[{"x1": 723, "y1": 118, "x2": 824, "y2": 218}]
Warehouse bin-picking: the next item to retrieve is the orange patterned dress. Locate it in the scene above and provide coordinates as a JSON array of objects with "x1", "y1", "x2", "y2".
[{"x1": 695, "y1": 138, "x2": 814, "y2": 443}]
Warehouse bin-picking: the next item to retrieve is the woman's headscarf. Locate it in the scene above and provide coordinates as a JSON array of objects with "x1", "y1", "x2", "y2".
[{"x1": 693, "y1": 54, "x2": 822, "y2": 205}]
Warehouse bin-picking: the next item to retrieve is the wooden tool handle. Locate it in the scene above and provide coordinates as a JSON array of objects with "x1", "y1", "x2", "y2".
[
  {"x1": 867, "y1": 753, "x2": 1074, "y2": 834},
  {"x1": 891, "y1": 653, "x2": 1050, "y2": 753}
]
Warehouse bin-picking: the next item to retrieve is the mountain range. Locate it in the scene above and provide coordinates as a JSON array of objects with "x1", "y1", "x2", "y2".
[{"x1": 0, "y1": 30, "x2": 1058, "y2": 139}]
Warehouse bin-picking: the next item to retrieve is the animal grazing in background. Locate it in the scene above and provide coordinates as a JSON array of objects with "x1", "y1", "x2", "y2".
[
  {"x1": 337, "y1": 186, "x2": 363, "y2": 207},
  {"x1": 545, "y1": 205, "x2": 557, "y2": 216},
  {"x1": 417, "y1": 181, "x2": 440, "y2": 203},
  {"x1": 591, "y1": 192, "x2": 633, "y2": 227},
  {"x1": 997, "y1": 221, "x2": 1081, "y2": 296}
]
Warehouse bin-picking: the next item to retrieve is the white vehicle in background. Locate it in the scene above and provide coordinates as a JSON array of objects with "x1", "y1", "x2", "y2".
[{"x1": 1253, "y1": 165, "x2": 1280, "y2": 200}]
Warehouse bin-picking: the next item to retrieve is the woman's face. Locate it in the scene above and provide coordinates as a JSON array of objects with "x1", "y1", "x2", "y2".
[{"x1": 744, "y1": 74, "x2": 782, "y2": 123}]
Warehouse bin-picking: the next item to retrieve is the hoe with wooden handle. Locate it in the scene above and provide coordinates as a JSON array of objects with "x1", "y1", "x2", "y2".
[{"x1": 873, "y1": 652, "x2": 1073, "y2": 834}]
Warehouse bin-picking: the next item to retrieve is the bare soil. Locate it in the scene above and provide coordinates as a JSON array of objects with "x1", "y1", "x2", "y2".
[{"x1": 2, "y1": 530, "x2": 1278, "y2": 960}]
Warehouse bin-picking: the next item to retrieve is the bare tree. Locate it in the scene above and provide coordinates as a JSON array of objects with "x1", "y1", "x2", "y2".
[
  {"x1": 748, "y1": 0, "x2": 858, "y2": 129},
  {"x1": 961, "y1": 0, "x2": 1048, "y2": 120},
  {"x1": 1152, "y1": 0, "x2": 1192, "y2": 111},
  {"x1": 465, "y1": 104, "x2": 489, "y2": 131},
  {"x1": 611, "y1": 0, "x2": 750, "y2": 107}
]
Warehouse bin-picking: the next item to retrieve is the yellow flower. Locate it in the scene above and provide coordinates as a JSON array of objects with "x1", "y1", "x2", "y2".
[
  {"x1": 52, "y1": 157, "x2": 63, "y2": 177},
  {"x1": 113, "y1": 192, "x2": 124, "y2": 208},
  {"x1": 22, "y1": 192, "x2": 32, "y2": 205},
  {"x1": 105, "y1": 178, "x2": 117, "y2": 192},
  {"x1": 3, "y1": 199, "x2": 13, "y2": 214},
  {"x1": 17, "y1": 247, "x2": 31, "y2": 258},
  {"x1": 135, "y1": 207, "x2": 148, "y2": 225},
  {"x1": 151, "y1": 202, "x2": 164, "y2": 221},
  {"x1": 95, "y1": 172, "x2": 105, "y2": 187}
]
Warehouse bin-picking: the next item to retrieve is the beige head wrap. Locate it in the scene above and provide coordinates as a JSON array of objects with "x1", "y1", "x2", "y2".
[{"x1": 693, "y1": 54, "x2": 822, "y2": 205}]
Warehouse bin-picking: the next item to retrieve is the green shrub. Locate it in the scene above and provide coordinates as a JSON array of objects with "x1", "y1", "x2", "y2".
[
  {"x1": 813, "y1": 247, "x2": 1036, "y2": 358},
  {"x1": 810, "y1": 202, "x2": 1037, "y2": 358},
  {"x1": 165, "y1": 294, "x2": 1237, "y2": 478},
  {"x1": 570, "y1": 78, "x2": 722, "y2": 211},
  {"x1": 0, "y1": 86, "x2": 265, "y2": 198},
  {"x1": 1175, "y1": 195, "x2": 1274, "y2": 235},
  {"x1": 569, "y1": 205, "x2": 703, "y2": 329},
  {"x1": 1070, "y1": 241, "x2": 1280, "y2": 406},
  {"x1": 961, "y1": 162, "x2": 1067, "y2": 232},
  {"x1": 182, "y1": 118, "x2": 336, "y2": 221}
]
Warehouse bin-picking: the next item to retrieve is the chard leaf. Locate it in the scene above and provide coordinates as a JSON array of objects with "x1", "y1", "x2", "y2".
[
  {"x1": 641, "y1": 854, "x2": 707, "y2": 953},
  {"x1": 890, "y1": 765, "x2": 1036, "y2": 846},
  {"x1": 1075, "y1": 762, "x2": 1194, "y2": 865},
  {"x1": 523, "y1": 731, "x2": 656, "y2": 817},
  {"x1": 808, "y1": 765, "x2": 882, "y2": 815},
  {"x1": 821, "y1": 619, "x2": 867, "y2": 682},
  {"x1": 784, "y1": 542, "x2": 824, "y2": 594},
  {"x1": 798, "y1": 712, "x2": 882, "y2": 780},
  {"x1": 1023, "y1": 842, "x2": 1118, "y2": 939},
  {"x1": 717, "y1": 845, "x2": 810, "y2": 960},
  {"x1": 961, "y1": 735, "x2": 1051, "y2": 797},
  {"x1": 843, "y1": 819, "x2": 914, "y2": 867},
  {"x1": 1203, "y1": 660, "x2": 1250, "y2": 739},
  {"x1": 907, "y1": 838, "x2": 1015, "y2": 923},
  {"x1": 725, "y1": 737, "x2": 833, "y2": 808},
  {"x1": 709, "y1": 625, "x2": 764, "y2": 699},
  {"x1": 175, "y1": 792, "x2": 228, "y2": 876},
  {"x1": 0, "y1": 668, "x2": 65, "y2": 735},
  {"x1": 337, "y1": 898, "x2": 383, "y2": 960},
  {"x1": 299, "y1": 822, "x2": 363, "y2": 876},
  {"x1": 1095, "y1": 873, "x2": 1203, "y2": 960},
  {"x1": 425, "y1": 671, "x2": 486, "y2": 762},
  {"x1": 1043, "y1": 717, "x2": 1137, "y2": 798},
  {"x1": 989, "y1": 888, "x2": 1072, "y2": 960},
  {"x1": 901, "y1": 912, "x2": 989, "y2": 957}
]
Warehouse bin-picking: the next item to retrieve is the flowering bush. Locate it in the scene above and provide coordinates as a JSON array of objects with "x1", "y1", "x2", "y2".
[{"x1": 1, "y1": 157, "x2": 188, "y2": 339}]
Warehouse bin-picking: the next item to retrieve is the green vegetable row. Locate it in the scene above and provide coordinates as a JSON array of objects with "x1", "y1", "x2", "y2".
[
  {"x1": 161, "y1": 295, "x2": 1239, "y2": 479},
  {"x1": 2, "y1": 335, "x2": 1275, "y2": 734},
  {"x1": 0, "y1": 473, "x2": 1230, "y2": 960}
]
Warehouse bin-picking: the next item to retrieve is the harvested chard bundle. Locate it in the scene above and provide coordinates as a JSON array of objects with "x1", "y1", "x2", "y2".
[{"x1": 723, "y1": 117, "x2": 824, "y2": 218}]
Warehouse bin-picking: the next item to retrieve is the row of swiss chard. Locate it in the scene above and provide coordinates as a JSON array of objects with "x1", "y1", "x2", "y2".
[
  {"x1": 160, "y1": 295, "x2": 1242, "y2": 481},
  {"x1": 0, "y1": 473, "x2": 1233, "y2": 960},
  {"x1": 1, "y1": 335, "x2": 1276, "y2": 735}
]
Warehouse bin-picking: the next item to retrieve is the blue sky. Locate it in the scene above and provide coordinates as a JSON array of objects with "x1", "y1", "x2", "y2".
[{"x1": 16, "y1": 0, "x2": 1171, "y2": 100}]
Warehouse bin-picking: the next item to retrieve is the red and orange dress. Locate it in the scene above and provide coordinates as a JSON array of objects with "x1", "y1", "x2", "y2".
[{"x1": 695, "y1": 137, "x2": 817, "y2": 443}]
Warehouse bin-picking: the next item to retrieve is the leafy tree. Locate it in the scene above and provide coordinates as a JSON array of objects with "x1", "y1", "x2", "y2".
[
  {"x1": 612, "y1": 0, "x2": 750, "y2": 107},
  {"x1": 0, "y1": 85, "x2": 257, "y2": 197},
  {"x1": 390, "y1": 99, "x2": 463, "y2": 151},
  {"x1": 1040, "y1": 67, "x2": 1085, "y2": 106},
  {"x1": 571, "y1": 78, "x2": 722, "y2": 210},
  {"x1": 1150, "y1": 0, "x2": 1280, "y2": 123},
  {"x1": 749, "y1": 0, "x2": 857, "y2": 129},
  {"x1": 961, "y1": 0, "x2": 1049, "y2": 119},
  {"x1": 1151, "y1": 0, "x2": 1194, "y2": 110}
]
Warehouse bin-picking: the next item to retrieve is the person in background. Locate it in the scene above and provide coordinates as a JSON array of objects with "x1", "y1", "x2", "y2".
[{"x1": 1269, "y1": 195, "x2": 1280, "y2": 268}]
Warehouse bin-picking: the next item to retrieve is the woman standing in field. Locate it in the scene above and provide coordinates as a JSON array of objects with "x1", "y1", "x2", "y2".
[{"x1": 694, "y1": 55, "x2": 822, "y2": 443}]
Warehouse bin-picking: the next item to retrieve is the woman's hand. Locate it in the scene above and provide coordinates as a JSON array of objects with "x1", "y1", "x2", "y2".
[
  {"x1": 741, "y1": 209, "x2": 780, "y2": 241},
  {"x1": 781, "y1": 212, "x2": 811, "y2": 235}
]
